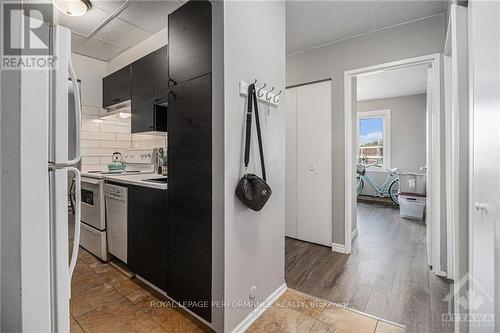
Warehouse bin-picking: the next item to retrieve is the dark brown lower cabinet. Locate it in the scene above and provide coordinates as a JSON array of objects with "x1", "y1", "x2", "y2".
[
  {"x1": 127, "y1": 185, "x2": 168, "y2": 291},
  {"x1": 167, "y1": 74, "x2": 212, "y2": 322}
]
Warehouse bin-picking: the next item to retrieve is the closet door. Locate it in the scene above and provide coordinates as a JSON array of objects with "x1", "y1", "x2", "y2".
[
  {"x1": 285, "y1": 87, "x2": 298, "y2": 238},
  {"x1": 296, "y1": 81, "x2": 332, "y2": 246}
]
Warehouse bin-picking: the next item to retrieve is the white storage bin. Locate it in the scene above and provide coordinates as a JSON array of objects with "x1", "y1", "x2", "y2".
[
  {"x1": 399, "y1": 195, "x2": 426, "y2": 220},
  {"x1": 399, "y1": 173, "x2": 426, "y2": 195}
]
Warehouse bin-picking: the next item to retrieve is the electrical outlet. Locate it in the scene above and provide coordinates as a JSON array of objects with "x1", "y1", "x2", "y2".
[
  {"x1": 249, "y1": 285, "x2": 257, "y2": 301},
  {"x1": 239, "y1": 81, "x2": 248, "y2": 96}
]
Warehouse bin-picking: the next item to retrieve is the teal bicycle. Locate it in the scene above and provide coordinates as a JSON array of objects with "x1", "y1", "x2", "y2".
[{"x1": 357, "y1": 163, "x2": 400, "y2": 206}]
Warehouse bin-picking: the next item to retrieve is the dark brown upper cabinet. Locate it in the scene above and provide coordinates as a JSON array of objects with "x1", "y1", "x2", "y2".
[
  {"x1": 153, "y1": 46, "x2": 169, "y2": 103},
  {"x1": 131, "y1": 46, "x2": 168, "y2": 134},
  {"x1": 102, "y1": 65, "x2": 131, "y2": 108},
  {"x1": 168, "y1": 0, "x2": 211, "y2": 85}
]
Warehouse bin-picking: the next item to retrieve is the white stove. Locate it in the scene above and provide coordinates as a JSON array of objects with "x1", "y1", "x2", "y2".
[{"x1": 80, "y1": 149, "x2": 163, "y2": 260}]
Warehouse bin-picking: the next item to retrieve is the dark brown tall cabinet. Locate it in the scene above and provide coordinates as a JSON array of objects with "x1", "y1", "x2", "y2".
[{"x1": 167, "y1": 0, "x2": 212, "y2": 322}]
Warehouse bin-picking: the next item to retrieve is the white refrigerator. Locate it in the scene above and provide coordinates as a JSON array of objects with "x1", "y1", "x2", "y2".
[{"x1": 18, "y1": 18, "x2": 82, "y2": 332}]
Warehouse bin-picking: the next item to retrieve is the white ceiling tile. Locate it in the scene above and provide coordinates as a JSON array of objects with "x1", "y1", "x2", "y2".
[
  {"x1": 118, "y1": 1, "x2": 182, "y2": 33},
  {"x1": 71, "y1": 32, "x2": 87, "y2": 50},
  {"x1": 74, "y1": 37, "x2": 124, "y2": 61},
  {"x1": 93, "y1": 17, "x2": 152, "y2": 49},
  {"x1": 92, "y1": 0, "x2": 127, "y2": 14},
  {"x1": 54, "y1": 6, "x2": 110, "y2": 37}
]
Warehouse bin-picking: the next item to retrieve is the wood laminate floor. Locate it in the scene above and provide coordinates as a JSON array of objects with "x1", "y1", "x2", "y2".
[{"x1": 285, "y1": 202, "x2": 453, "y2": 333}]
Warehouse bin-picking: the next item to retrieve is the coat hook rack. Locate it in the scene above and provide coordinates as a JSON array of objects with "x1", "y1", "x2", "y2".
[{"x1": 239, "y1": 80, "x2": 280, "y2": 107}]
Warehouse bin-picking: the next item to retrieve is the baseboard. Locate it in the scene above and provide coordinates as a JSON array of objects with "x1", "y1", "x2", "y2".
[
  {"x1": 351, "y1": 227, "x2": 359, "y2": 240},
  {"x1": 230, "y1": 283, "x2": 287, "y2": 333},
  {"x1": 331, "y1": 242, "x2": 348, "y2": 254}
]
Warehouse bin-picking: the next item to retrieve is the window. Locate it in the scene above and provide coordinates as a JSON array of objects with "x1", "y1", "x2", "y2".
[{"x1": 357, "y1": 110, "x2": 390, "y2": 170}]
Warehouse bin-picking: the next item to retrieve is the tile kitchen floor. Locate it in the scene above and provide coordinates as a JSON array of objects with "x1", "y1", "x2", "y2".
[
  {"x1": 248, "y1": 289, "x2": 406, "y2": 333},
  {"x1": 70, "y1": 247, "x2": 208, "y2": 333}
]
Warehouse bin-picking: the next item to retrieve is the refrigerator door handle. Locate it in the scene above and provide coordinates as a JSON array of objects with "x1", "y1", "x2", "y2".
[
  {"x1": 57, "y1": 58, "x2": 81, "y2": 168},
  {"x1": 67, "y1": 166, "x2": 81, "y2": 280}
]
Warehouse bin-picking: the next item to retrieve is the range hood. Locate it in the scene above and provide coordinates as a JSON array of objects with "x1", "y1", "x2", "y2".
[{"x1": 100, "y1": 100, "x2": 131, "y2": 120}]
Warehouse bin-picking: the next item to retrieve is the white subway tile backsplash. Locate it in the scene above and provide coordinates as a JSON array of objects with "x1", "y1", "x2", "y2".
[
  {"x1": 82, "y1": 131, "x2": 116, "y2": 140},
  {"x1": 101, "y1": 124, "x2": 130, "y2": 133},
  {"x1": 82, "y1": 139, "x2": 100, "y2": 148},
  {"x1": 100, "y1": 156, "x2": 112, "y2": 164},
  {"x1": 83, "y1": 164, "x2": 105, "y2": 172},
  {"x1": 116, "y1": 133, "x2": 131, "y2": 141},
  {"x1": 100, "y1": 140, "x2": 117, "y2": 148},
  {"x1": 82, "y1": 122, "x2": 100, "y2": 132},
  {"x1": 80, "y1": 105, "x2": 164, "y2": 169},
  {"x1": 82, "y1": 156, "x2": 100, "y2": 164},
  {"x1": 82, "y1": 105, "x2": 99, "y2": 116},
  {"x1": 82, "y1": 147, "x2": 117, "y2": 156}
]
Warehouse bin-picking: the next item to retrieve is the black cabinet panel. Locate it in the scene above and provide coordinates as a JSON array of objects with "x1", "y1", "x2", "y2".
[
  {"x1": 167, "y1": 74, "x2": 212, "y2": 321},
  {"x1": 153, "y1": 46, "x2": 169, "y2": 102},
  {"x1": 131, "y1": 54, "x2": 155, "y2": 133},
  {"x1": 115, "y1": 66, "x2": 131, "y2": 104},
  {"x1": 168, "y1": 0, "x2": 211, "y2": 84},
  {"x1": 102, "y1": 75, "x2": 115, "y2": 108},
  {"x1": 128, "y1": 185, "x2": 168, "y2": 291},
  {"x1": 102, "y1": 65, "x2": 131, "y2": 107}
]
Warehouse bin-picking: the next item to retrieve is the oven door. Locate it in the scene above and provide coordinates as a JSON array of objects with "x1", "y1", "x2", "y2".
[{"x1": 81, "y1": 177, "x2": 105, "y2": 230}]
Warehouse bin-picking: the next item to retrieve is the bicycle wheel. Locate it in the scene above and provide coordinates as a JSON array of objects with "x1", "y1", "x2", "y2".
[
  {"x1": 388, "y1": 179, "x2": 399, "y2": 206},
  {"x1": 357, "y1": 177, "x2": 364, "y2": 196}
]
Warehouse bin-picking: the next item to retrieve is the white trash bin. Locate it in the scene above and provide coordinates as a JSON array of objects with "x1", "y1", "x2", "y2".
[
  {"x1": 399, "y1": 194, "x2": 426, "y2": 220},
  {"x1": 399, "y1": 173, "x2": 426, "y2": 196}
]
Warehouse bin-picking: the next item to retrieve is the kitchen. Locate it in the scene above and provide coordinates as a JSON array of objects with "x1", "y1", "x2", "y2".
[{"x1": 64, "y1": 0, "x2": 213, "y2": 331}]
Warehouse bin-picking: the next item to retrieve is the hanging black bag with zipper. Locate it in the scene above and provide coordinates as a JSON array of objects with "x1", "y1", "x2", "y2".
[{"x1": 235, "y1": 83, "x2": 272, "y2": 211}]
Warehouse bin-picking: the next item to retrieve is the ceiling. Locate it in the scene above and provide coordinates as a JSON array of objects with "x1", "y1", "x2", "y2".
[
  {"x1": 286, "y1": 0, "x2": 447, "y2": 55},
  {"x1": 357, "y1": 64, "x2": 429, "y2": 101},
  {"x1": 54, "y1": 0, "x2": 184, "y2": 61}
]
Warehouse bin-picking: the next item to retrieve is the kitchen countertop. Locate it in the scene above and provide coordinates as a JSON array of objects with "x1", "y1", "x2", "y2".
[{"x1": 103, "y1": 173, "x2": 168, "y2": 190}]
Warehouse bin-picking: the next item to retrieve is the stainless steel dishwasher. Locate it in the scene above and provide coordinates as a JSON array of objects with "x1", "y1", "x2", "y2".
[{"x1": 104, "y1": 183, "x2": 128, "y2": 263}]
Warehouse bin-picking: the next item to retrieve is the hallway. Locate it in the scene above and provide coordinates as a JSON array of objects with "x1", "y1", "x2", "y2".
[{"x1": 285, "y1": 202, "x2": 452, "y2": 332}]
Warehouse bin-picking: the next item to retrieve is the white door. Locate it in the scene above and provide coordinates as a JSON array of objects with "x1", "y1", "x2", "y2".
[
  {"x1": 469, "y1": 1, "x2": 499, "y2": 332},
  {"x1": 285, "y1": 88, "x2": 299, "y2": 238},
  {"x1": 287, "y1": 80, "x2": 332, "y2": 247},
  {"x1": 425, "y1": 66, "x2": 434, "y2": 267}
]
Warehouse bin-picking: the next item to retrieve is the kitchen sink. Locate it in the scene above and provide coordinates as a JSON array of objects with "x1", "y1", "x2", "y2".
[{"x1": 142, "y1": 177, "x2": 168, "y2": 184}]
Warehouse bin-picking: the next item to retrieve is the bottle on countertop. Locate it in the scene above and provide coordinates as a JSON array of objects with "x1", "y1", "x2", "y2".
[
  {"x1": 157, "y1": 148, "x2": 165, "y2": 175},
  {"x1": 161, "y1": 150, "x2": 168, "y2": 176}
]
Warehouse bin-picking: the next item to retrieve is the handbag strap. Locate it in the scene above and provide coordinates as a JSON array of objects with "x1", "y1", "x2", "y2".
[{"x1": 243, "y1": 84, "x2": 267, "y2": 181}]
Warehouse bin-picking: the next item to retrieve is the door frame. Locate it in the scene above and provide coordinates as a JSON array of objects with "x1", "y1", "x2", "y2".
[{"x1": 344, "y1": 53, "x2": 443, "y2": 275}]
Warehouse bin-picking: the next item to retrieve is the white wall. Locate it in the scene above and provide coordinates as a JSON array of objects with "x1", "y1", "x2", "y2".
[
  {"x1": 287, "y1": 14, "x2": 445, "y2": 245},
  {"x1": 222, "y1": 1, "x2": 286, "y2": 331},
  {"x1": 106, "y1": 28, "x2": 167, "y2": 74}
]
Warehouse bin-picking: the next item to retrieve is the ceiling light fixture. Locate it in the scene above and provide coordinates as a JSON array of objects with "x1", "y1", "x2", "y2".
[{"x1": 53, "y1": 0, "x2": 92, "y2": 17}]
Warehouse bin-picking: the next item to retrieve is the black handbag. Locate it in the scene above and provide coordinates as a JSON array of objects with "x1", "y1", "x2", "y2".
[{"x1": 235, "y1": 83, "x2": 272, "y2": 211}]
